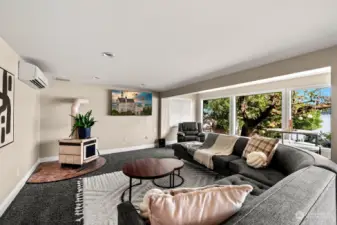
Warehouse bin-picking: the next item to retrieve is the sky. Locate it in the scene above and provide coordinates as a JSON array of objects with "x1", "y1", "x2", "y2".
[
  {"x1": 295, "y1": 87, "x2": 331, "y2": 97},
  {"x1": 294, "y1": 87, "x2": 331, "y2": 106},
  {"x1": 111, "y1": 90, "x2": 152, "y2": 105}
]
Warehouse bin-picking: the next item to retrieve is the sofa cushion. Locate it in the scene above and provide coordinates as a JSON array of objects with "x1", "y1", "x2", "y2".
[
  {"x1": 271, "y1": 144, "x2": 315, "y2": 175},
  {"x1": 212, "y1": 155, "x2": 241, "y2": 174},
  {"x1": 222, "y1": 166, "x2": 336, "y2": 225},
  {"x1": 184, "y1": 131, "x2": 199, "y2": 135},
  {"x1": 229, "y1": 159, "x2": 285, "y2": 186},
  {"x1": 174, "y1": 141, "x2": 203, "y2": 156},
  {"x1": 201, "y1": 133, "x2": 219, "y2": 149},
  {"x1": 216, "y1": 174, "x2": 270, "y2": 196},
  {"x1": 232, "y1": 137, "x2": 249, "y2": 157},
  {"x1": 181, "y1": 122, "x2": 198, "y2": 131},
  {"x1": 184, "y1": 136, "x2": 200, "y2": 141}
]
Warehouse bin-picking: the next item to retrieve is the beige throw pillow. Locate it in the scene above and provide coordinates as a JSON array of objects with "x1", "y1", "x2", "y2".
[
  {"x1": 139, "y1": 189, "x2": 170, "y2": 218},
  {"x1": 246, "y1": 151, "x2": 268, "y2": 168},
  {"x1": 242, "y1": 134, "x2": 279, "y2": 167},
  {"x1": 139, "y1": 185, "x2": 223, "y2": 218},
  {"x1": 148, "y1": 185, "x2": 253, "y2": 225}
]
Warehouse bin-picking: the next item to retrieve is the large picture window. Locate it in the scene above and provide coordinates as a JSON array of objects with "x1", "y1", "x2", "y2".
[
  {"x1": 203, "y1": 98, "x2": 230, "y2": 134},
  {"x1": 235, "y1": 92, "x2": 282, "y2": 137},
  {"x1": 200, "y1": 84, "x2": 331, "y2": 159}
]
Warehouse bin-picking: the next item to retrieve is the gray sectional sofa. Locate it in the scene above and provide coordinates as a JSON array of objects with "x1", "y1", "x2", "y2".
[{"x1": 118, "y1": 134, "x2": 337, "y2": 225}]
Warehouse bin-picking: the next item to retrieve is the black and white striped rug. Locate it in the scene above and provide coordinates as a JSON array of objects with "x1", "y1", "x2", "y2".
[{"x1": 75, "y1": 160, "x2": 221, "y2": 225}]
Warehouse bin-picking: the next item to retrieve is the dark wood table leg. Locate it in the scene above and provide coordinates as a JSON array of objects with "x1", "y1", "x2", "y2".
[
  {"x1": 169, "y1": 173, "x2": 172, "y2": 188},
  {"x1": 129, "y1": 177, "x2": 132, "y2": 202},
  {"x1": 152, "y1": 169, "x2": 184, "y2": 189},
  {"x1": 172, "y1": 172, "x2": 175, "y2": 187},
  {"x1": 121, "y1": 178, "x2": 142, "y2": 202}
]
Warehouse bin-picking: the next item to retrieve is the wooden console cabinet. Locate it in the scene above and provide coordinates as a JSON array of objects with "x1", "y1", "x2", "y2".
[{"x1": 58, "y1": 137, "x2": 98, "y2": 165}]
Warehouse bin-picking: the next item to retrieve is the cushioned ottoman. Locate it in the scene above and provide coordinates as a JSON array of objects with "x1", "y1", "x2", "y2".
[{"x1": 215, "y1": 174, "x2": 270, "y2": 196}]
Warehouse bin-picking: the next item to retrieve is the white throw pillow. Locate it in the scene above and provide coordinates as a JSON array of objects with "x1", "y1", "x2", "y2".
[{"x1": 246, "y1": 151, "x2": 268, "y2": 168}]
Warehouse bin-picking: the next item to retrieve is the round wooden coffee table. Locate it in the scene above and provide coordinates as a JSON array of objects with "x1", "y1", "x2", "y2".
[
  {"x1": 121, "y1": 158, "x2": 184, "y2": 202},
  {"x1": 152, "y1": 158, "x2": 184, "y2": 189}
]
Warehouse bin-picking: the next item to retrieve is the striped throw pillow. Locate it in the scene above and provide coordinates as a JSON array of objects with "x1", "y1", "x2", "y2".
[{"x1": 242, "y1": 134, "x2": 279, "y2": 167}]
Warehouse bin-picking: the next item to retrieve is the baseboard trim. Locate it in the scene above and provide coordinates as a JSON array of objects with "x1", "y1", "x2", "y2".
[
  {"x1": 99, "y1": 144, "x2": 156, "y2": 155},
  {"x1": 0, "y1": 160, "x2": 40, "y2": 217},
  {"x1": 39, "y1": 156, "x2": 59, "y2": 163}
]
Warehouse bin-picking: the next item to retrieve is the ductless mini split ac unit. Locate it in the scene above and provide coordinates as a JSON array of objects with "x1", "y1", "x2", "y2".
[{"x1": 18, "y1": 60, "x2": 48, "y2": 89}]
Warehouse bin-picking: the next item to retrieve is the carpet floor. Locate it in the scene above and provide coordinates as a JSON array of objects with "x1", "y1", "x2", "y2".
[{"x1": 0, "y1": 148, "x2": 174, "y2": 225}]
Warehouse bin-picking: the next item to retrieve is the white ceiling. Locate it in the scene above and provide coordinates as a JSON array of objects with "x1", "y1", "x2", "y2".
[{"x1": 1, "y1": 0, "x2": 337, "y2": 91}]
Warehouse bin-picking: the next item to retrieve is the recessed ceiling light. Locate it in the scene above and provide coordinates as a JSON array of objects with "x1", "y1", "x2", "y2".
[
  {"x1": 93, "y1": 76, "x2": 100, "y2": 80},
  {"x1": 101, "y1": 52, "x2": 114, "y2": 58},
  {"x1": 140, "y1": 84, "x2": 145, "y2": 87}
]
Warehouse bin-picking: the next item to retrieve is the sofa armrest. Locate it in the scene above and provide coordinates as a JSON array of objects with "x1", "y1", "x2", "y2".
[
  {"x1": 197, "y1": 132, "x2": 205, "y2": 137},
  {"x1": 177, "y1": 132, "x2": 185, "y2": 136},
  {"x1": 198, "y1": 132, "x2": 206, "y2": 142},
  {"x1": 117, "y1": 202, "x2": 146, "y2": 225}
]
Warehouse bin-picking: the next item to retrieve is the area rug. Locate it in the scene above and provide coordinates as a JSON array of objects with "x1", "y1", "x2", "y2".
[
  {"x1": 28, "y1": 157, "x2": 106, "y2": 183},
  {"x1": 75, "y1": 160, "x2": 222, "y2": 225}
]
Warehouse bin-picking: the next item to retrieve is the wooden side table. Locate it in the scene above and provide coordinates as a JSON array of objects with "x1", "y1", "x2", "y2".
[{"x1": 59, "y1": 137, "x2": 99, "y2": 165}]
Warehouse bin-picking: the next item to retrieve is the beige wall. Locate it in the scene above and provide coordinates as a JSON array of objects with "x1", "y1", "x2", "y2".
[
  {"x1": 161, "y1": 46, "x2": 337, "y2": 97},
  {"x1": 0, "y1": 38, "x2": 40, "y2": 207},
  {"x1": 162, "y1": 46, "x2": 337, "y2": 162},
  {"x1": 40, "y1": 81, "x2": 159, "y2": 158}
]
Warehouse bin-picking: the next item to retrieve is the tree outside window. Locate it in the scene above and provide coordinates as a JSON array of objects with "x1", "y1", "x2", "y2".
[
  {"x1": 291, "y1": 87, "x2": 331, "y2": 147},
  {"x1": 235, "y1": 92, "x2": 282, "y2": 137},
  {"x1": 203, "y1": 98, "x2": 230, "y2": 134}
]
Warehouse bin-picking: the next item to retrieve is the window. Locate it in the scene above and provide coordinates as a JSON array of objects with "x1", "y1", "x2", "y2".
[
  {"x1": 203, "y1": 98, "x2": 230, "y2": 134},
  {"x1": 200, "y1": 83, "x2": 332, "y2": 159},
  {"x1": 291, "y1": 87, "x2": 331, "y2": 147},
  {"x1": 235, "y1": 92, "x2": 282, "y2": 137}
]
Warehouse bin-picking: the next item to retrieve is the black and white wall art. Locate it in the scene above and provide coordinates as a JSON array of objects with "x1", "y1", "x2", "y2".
[{"x1": 0, "y1": 67, "x2": 14, "y2": 148}]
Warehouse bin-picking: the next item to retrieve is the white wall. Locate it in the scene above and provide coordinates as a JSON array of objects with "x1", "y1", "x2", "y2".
[{"x1": 161, "y1": 94, "x2": 197, "y2": 143}]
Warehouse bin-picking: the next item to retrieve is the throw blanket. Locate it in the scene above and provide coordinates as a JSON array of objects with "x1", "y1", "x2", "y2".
[{"x1": 194, "y1": 135, "x2": 239, "y2": 169}]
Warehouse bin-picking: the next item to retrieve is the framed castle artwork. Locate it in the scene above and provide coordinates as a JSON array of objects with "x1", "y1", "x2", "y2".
[{"x1": 111, "y1": 90, "x2": 152, "y2": 116}]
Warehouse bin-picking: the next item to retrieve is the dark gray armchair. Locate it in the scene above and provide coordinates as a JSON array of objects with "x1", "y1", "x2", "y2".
[{"x1": 177, "y1": 122, "x2": 205, "y2": 142}]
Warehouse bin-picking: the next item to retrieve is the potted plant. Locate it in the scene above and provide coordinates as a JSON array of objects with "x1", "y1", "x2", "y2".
[{"x1": 70, "y1": 110, "x2": 97, "y2": 139}]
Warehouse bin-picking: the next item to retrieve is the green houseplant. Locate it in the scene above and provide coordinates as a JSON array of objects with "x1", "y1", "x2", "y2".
[{"x1": 70, "y1": 110, "x2": 97, "y2": 139}]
